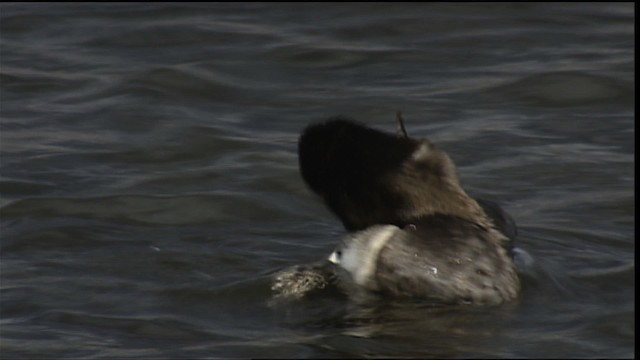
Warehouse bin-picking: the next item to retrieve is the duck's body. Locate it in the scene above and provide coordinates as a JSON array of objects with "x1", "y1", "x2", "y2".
[{"x1": 329, "y1": 216, "x2": 519, "y2": 305}]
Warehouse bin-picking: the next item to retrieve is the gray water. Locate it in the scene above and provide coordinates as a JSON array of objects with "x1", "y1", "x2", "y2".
[{"x1": 0, "y1": 3, "x2": 634, "y2": 358}]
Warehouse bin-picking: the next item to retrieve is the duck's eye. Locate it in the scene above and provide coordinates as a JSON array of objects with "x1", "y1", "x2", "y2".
[{"x1": 336, "y1": 250, "x2": 342, "y2": 258}]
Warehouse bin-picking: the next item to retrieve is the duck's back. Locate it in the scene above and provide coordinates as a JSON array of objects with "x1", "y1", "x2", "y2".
[{"x1": 373, "y1": 214, "x2": 520, "y2": 305}]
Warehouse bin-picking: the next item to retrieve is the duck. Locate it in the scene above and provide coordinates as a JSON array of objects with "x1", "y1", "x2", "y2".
[{"x1": 296, "y1": 115, "x2": 520, "y2": 305}]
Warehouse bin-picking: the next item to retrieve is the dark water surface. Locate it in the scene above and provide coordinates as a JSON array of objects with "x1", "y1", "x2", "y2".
[{"x1": 0, "y1": 3, "x2": 634, "y2": 358}]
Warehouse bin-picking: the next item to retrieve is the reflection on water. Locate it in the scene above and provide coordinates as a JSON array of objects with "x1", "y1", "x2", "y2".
[{"x1": 0, "y1": 2, "x2": 634, "y2": 358}]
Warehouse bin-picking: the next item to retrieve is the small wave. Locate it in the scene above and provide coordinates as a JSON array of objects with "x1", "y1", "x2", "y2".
[
  {"x1": 490, "y1": 71, "x2": 633, "y2": 107},
  {"x1": 34, "y1": 310, "x2": 222, "y2": 341},
  {"x1": 263, "y1": 44, "x2": 370, "y2": 69},
  {"x1": 0, "y1": 193, "x2": 283, "y2": 226}
]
